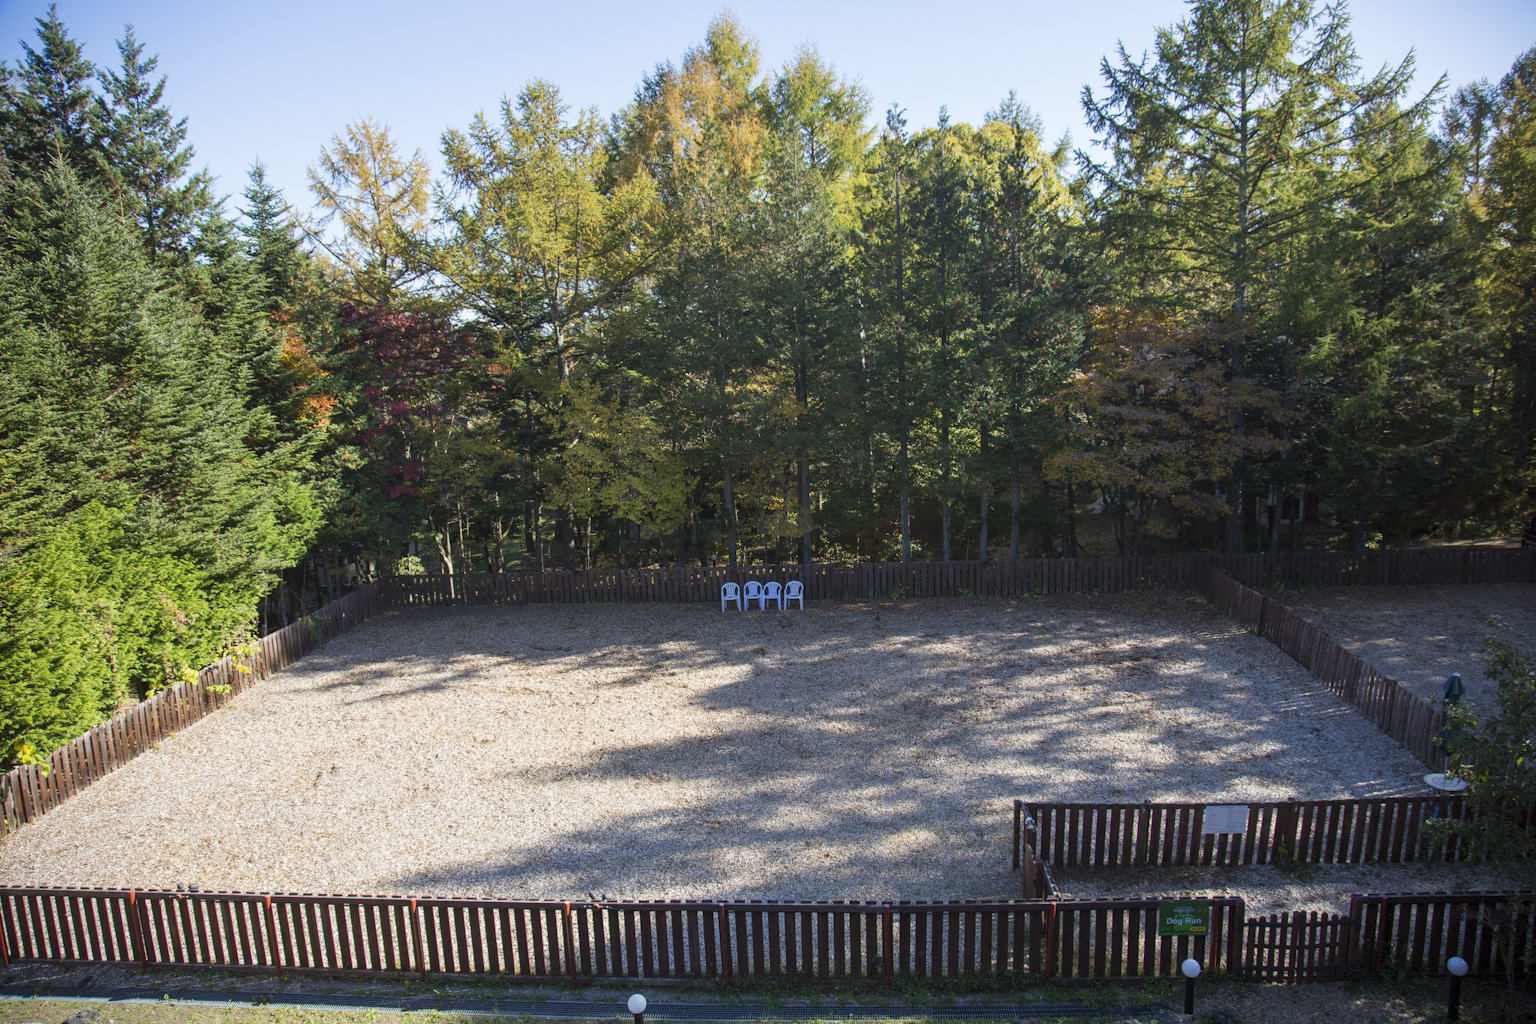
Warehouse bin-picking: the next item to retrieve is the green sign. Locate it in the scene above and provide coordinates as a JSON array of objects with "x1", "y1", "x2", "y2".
[{"x1": 1157, "y1": 900, "x2": 1211, "y2": 936}]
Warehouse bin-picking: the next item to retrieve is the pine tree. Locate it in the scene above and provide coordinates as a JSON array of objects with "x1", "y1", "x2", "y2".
[
  {"x1": 1483, "y1": 48, "x2": 1536, "y2": 516},
  {"x1": 1080, "y1": 0, "x2": 1434, "y2": 551},
  {"x1": 971, "y1": 95, "x2": 1084, "y2": 559},
  {"x1": 0, "y1": 5, "x2": 102, "y2": 186},
  {"x1": 95, "y1": 26, "x2": 212, "y2": 261},
  {"x1": 910, "y1": 111, "x2": 979, "y2": 560},
  {"x1": 240, "y1": 161, "x2": 309, "y2": 310},
  {"x1": 754, "y1": 137, "x2": 856, "y2": 563},
  {"x1": 855, "y1": 107, "x2": 921, "y2": 562}
]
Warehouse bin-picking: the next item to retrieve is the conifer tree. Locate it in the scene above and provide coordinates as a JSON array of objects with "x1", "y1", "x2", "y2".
[
  {"x1": 1483, "y1": 47, "x2": 1536, "y2": 513},
  {"x1": 95, "y1": 26, "x2": 212, "y2": 262},
  {"x1": 0, "y1": 5, "x2": 101, "y2": 186},
  {"x1": 972, "y1": 95, "x2": 1083, "y2": 559},
  {"x1": 855, "y1": 107, "x2": 920, "y2": 562},
  {"x1": 241, "y1": 162, "x2": 309, "y2": 310},
  {"x1": 1080, "y1": 0, "x2": 1433, "y2": 551}
]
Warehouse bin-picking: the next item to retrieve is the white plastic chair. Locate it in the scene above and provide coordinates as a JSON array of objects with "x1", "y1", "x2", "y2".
[
  {"x1": 762, "y1": 581, "x2": 783, "y2": 610},
  {"x1": 721, "y1": 582, "x2": 741, "y2": 611},
  {"x1": 784, "y1": 580, "x2": 805, "y2": 609},
  {"x1": 742, "y1": 580, "x2": 763, "y2": 609}
]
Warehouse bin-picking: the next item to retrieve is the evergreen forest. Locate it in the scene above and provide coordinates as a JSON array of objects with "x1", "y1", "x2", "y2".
[{"x1": 2, "y1": 0, "x2": 1534, "y2": 758}]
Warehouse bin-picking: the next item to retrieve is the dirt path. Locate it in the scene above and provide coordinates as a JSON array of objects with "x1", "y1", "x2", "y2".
[{"x1": 0, "y1": 594, "x2": 1428, "y2": 905}]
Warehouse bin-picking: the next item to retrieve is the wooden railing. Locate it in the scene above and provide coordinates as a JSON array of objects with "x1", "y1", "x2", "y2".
[
  {"x1": 4, "y1": 885, "x2": 1528, "y2": 983},
  {"x1": 1193, "y1": 564, "x2": 1450, "y2": 767},
  {"x1": 389, "y1": 547, "x2": 1535, "y2": 607},
  {"x1": 1011, "y1": 801, "x2": 1057, "y2": 899},
  {"x1": 1021, "y1": 796, "x2": 1482, "y2": 871},
  {"x1": 0, "y1": 887, "x2": 1244, "y2": 982},
  {"x1": 1242, "y1": 911, "x2": 1352, "y2": 981},
  {"x1": 1349, "y1": 892, "x2": 1536, "y2": 979}
]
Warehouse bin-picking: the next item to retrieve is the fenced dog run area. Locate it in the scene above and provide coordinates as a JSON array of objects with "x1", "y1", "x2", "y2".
[{"x1": 0, "y1": 549, "x2": 1531, "y2": 985}]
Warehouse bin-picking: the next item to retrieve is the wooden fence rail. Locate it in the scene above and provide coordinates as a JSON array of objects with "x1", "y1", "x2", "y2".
[
  {"x1": 1242, "y1": 912, "x2": 1352, "y2": 981},
  {"x1": 0, "y1": 888, "x2": 1246, "y2": 982},
  {"x1": 1022, "y1": 796, "x2": 1483, "y2": 870},
  {"x1": 1350, "y1": 892, "x2": 1536, "y2": 980},
  {"x1": 1192, "y1": 564, "x2": 1451, "y2": 767},
  {"x1": 4, "y1": 886, "x2": 1529, "y2": 983},
  {"x1": 387, "y1": 547, "x2": 1534, "y2": 608}
]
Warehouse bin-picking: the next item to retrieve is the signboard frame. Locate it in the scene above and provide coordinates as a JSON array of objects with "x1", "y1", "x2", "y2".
[{"x1": 1157, "y1": 900, "x2": 1211, "y2": 937}]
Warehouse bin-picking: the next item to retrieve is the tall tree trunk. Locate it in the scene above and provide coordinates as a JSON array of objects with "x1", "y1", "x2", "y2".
[
  {"x1": 900, "y1": 429, "x2": 911, "y2": 564},
  {"x1": 978, "y1": 423, "x2": 990, "y2": 563},
  {"x1": 457, "y1": 512, "x2": 469, "y2": 575},
  {"x1": 940, "y1": 407, "x2": 952, "y2": 561},
  {"x1": 799, "y1": 452, "x2": 812, "y2": 564},
  {"x1": 1010, "y1": 453, "x2": 1021, "y2": 561},
  {"x1": 434, "y1": 530, "x2": 456, "y2": 598},
  {"x1": 534, "y1": 503, "x2": 545, "y2": 573},
  {"x1": 1291, "y1": 487, "x2": 1302, "y2": 553},
  {"x1": 1225, "y1": 470, "x2": 1247, "y2": 554},
  {"x1": 524, "y1": 500, "x2": 536, "y2": 569},
  {"x1": 723, "y1": 465, "x2": 739, "y2": 566}
]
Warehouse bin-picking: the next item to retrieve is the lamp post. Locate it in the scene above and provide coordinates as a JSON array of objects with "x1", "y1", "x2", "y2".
[
  {"x1": 1447, "y1": 956, "x2": 1468, "y2": 1021},
  {"x1": 628, "y1": 993, "x2": 647, "y2": 1024},
  {"x1": 1426, "y1": 673, "x2": 1470, "y2": 792},
  {"x1": 1180, "y1": 958, "x2": 1200, "y2": 1015}
]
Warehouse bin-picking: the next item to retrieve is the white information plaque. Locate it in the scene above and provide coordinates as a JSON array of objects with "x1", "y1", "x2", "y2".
[{"x1": 1203, "y1": 804, "x2": 1249, "y2": 834}]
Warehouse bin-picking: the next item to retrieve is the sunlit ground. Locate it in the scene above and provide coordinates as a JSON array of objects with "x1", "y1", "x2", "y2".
[{"x1": 0, "y1": 593, "x2": 1425, "y2": 901}]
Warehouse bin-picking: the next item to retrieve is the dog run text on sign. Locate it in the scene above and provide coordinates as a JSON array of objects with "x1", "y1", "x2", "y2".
[
  {"x1": 1202, "y1": 804, "x2": 1248, "y2": 834},
  {"x1": 1158, "y1": 900, "x2": 1212, "y2": 936}
]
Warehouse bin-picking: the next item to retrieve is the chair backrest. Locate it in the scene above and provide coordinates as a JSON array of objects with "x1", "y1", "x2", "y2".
[
  {"x1": 785, "y1": 580, "x2": 804, "y2": 597},
  {"x1": 722, "y1": 582, "x2": 740, "y2": 598},
  {"x1": 743, "y1": 580, "x2": 763, "y2": 596},
  {"x1": 764, "y1": 581, "x2": 782, "y2": 596}
]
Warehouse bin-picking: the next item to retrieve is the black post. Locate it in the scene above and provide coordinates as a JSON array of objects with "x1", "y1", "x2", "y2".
[
  {"x1": 1184, "y1": 975, "x2": 1196, "y2": 1015},
  {"x1": 1448, "y1": 974, "x2": 1462, "y2": 1022}
]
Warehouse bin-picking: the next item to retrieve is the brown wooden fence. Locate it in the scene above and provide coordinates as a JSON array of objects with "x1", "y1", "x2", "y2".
[
  {"x1": 1242, "y1": 911, "x2": 1352, "y2": 981},
  {"x1": 1021, "y1": 796, "x2": 1489, "y2": 870},
  {"x1": 388, "y1": 557, "x2": 1205, "y2": 606},
  {"x1": 1212, "y1": 547, "x2": 1535, "y2": 590},
  {"x1": 0, "y1": 583, "x2": 393, "y2": 838},
  {"x1": 4, "y1": 885, "x2": 1528, "y2": 983},
  {"x1": 1011, "y1": 802, "x2": 1057, "y2": 899},
  {"x1": 1349, "y1": 892, "x2": 1536, "y2": 979},
  {"x1": 1193, "y1": 564, "x2": 1450, "y2": 767},
  {"x1": 0, "y1": 887, "x2": 1245, "y2": 982},
  {"x1": 387, "y1": 547, "x2": 1534, "y2": 607}
]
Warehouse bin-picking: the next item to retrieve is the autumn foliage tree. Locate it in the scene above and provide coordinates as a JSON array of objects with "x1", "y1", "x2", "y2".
[{"x1": 1047, "y1": 313, "x2": 1279, "y2": 555}]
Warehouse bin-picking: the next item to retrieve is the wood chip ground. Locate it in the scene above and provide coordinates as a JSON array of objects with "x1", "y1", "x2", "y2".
[{"x1": 0, "y1": 592, "x2": 1434, "y2": 908}]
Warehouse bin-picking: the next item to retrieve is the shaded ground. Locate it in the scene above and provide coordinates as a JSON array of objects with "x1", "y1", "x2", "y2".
[
  {"x1": 1275, "y1": 583, "x2": 1536, "y2": 713},
  {"x1": 0, "y1": 594, "x2": 1426, "y2": 903}
]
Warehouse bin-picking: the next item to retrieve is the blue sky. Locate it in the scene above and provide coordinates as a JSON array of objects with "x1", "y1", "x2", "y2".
[{"x1": 1, "y1": 0, "x2": 1532, "y2": 219}]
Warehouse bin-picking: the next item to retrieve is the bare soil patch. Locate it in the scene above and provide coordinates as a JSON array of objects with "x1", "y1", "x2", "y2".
[
  {"x1": 1275, "y1": 582, "x2": 1536, "y2": 713},
  {"x1": 0, "y1": 593, "x2": 1427, "y2": 905}
]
